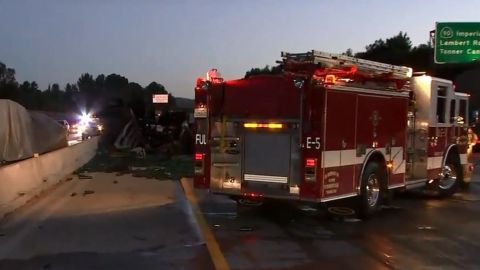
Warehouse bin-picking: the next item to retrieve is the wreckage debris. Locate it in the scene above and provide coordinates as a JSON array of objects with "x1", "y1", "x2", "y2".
[
  {"x1": 78, "y1": 174, "x2": 93, "y2": 180},
  {"x1": 83, "y1": 190, "x2": 95, "y2": 196}
]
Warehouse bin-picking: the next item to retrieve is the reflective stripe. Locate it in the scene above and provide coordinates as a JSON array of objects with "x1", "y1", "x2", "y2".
[
  {"x1": 331, "y1": 85, "x2": 410, "y2": 97},
  {"x1": 393, "y1": 161, "x2": 406, "y2": 174},
  {"x1": 320, "y1": 192, "x2": 357, "y2": 202},
  {"x1": 322, "y1": 151, "x2": 341, "y2": 168},
  {"x1": 388, "y1": 183, "x2": 405, "y2": 189},
  {"x1": 321, "y1": 147, "x2": 405, "y2": 173},
  {"x1": 340, "y1": 149, "x2": 357, "y2": 166},
  {"x1": 460, "y1": 154, "x2": 468, "y2": 165},
  {"x1": 244, "y1": 174, "x2": 288, "y2": 183},
  {"x1": 427, "y1": 156, "x2": 443, "y2": 169},
  {"x1": 391, "y1": 147, "x2": 405, "y2": 174}
]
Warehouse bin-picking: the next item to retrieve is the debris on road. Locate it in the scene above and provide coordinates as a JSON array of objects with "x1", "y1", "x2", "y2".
[
  {"x1": 343, "y1": 218, "x2": 362, "y2": 223},
  {"x1": 65, "y1": 176, "x2": 74, "y2": 181},
  {"x1": 109, "y1": 152, "x2": 130, "y2": 158},
  {"x1": 113, "y1": 180, "x2": 118, "y2": 184},
  {"x1": 83, "y1": 190, "x2": 95, "y2": 196},
  {"x1": 75, "y1": 151, "x2": 193, "y2": 180},
  {"x1": 327, "y1": 206, "x2": 356, "y2": 216},
  {"x1": 129, "y1": 166, "x2": 148, "y2": 171},
  {"x1": 239, "y1": 226, "x2": 254, "y2": 232},
  {"x1": 18, "y1": 192, "x2": 26, "y2": 196},
  {"x1": 383, "y1": 253, "x2": 393, "y2": 259},
  {"x1": 417, "y1": 226, "x2": 436, "y2": 230},
  {"x1": 133, "y1": 235, "x2": 147, "y2": 241},
  {"x1": 78, "y1": 174, "x2": 93, "y2": 180},
  {"x1": 184, "y1": 242, "x2": 206, "y2": 248},
  {"x1": 381, "y1": 205, "x2": 404, "y2": 210},
  {"x1": 298, "y1": 205, "x2": 318, "y2": 212},
  {"x1": 70, "y1": 192, "x2": 77, "y2": 197},
  {"x1": 327, "y1": 206, "x2": 357, "y2": 222}
]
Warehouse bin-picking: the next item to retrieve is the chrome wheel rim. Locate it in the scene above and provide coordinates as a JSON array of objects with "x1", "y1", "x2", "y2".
[
  {"x1": 367, "y1": 174, "x2": 380, "y2": 207},
  {"x1": 438, "y1": 165, "x2": 457, "y2": 190}
]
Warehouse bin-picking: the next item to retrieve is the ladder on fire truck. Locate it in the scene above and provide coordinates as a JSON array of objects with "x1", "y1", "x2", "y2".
[{"x1": 281, "y1": 50, "x2": 413, "y2": 82}]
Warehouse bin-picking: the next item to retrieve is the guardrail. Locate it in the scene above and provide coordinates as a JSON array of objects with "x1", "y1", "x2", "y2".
[{"x1": 0, "y1": 137, "x2": 99, "y2": 218}]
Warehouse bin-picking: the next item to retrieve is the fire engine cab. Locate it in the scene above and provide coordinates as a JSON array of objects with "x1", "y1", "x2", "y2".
[{"x1": 193, "y1": 50, "x2": 472, "y2": 217}]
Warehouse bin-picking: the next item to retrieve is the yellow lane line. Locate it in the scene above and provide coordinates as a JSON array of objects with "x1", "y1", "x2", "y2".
[{"x1": 180, "y1": 178, "x2": 231, "y2": 270}]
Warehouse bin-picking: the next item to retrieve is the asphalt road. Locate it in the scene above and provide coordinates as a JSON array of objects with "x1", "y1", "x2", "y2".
[
  {"x1": 0, "y1": 172, "x2": 213, "y2": 270},
  {"x1": 194, "y1": 178, "x2": 480, "y2": 270},
  {"x1": 2, "y1": 168, "x2": 480, "y2": 270}
]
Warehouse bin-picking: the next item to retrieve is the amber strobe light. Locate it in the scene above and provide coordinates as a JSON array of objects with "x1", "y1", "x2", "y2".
[{"x1": 244, "y1": 123, "x2": 283, "y2": 129}]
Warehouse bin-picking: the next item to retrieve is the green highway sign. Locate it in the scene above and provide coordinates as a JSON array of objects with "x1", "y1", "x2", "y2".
[{"x1": 435, "y1": 22, "x2": 480, "y2": 64}]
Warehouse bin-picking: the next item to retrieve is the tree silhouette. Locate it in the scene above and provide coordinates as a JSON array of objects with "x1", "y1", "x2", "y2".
[
  {"x1": 355, "y1": 31, "x2": 412, "y2": 65},
  {"x1": 343, "y1": 48, "x2": 353, "y2": 57},
  {"x1": 244, "y1": 65, "x2": 282, "y2": 78}
]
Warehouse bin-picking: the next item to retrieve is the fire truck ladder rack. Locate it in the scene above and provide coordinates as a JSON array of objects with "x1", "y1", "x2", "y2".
[{"x1": 281, "y1": 50, "x2": 413, "y2": 81}]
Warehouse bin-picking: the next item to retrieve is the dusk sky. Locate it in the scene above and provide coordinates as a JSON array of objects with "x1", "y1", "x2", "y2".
[{"x1": 1, "y1": 0, "x2": 480, "y2": 98}]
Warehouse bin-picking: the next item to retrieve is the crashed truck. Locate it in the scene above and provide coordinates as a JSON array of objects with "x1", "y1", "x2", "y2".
[
  {"x1": 193, "y1": 50, "x2": 473, "y2": 217},
  {"x1": 0, "y1": 99, "x2": 68, "y2": 163}
]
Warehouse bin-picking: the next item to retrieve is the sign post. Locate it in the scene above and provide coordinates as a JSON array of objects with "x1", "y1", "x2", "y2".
[{"x1": 435, "y1": 22, "x2": 480, "y2": 64}]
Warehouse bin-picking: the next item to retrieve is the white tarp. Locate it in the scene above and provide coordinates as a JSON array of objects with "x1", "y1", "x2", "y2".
[{"x1": 0, "y1": 99, "x2": 68, "y2": 162}]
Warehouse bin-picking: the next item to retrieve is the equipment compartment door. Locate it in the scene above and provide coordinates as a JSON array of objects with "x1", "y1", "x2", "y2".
[
  {"x1": 242, "y1": 129, "x2": 300, "y2": 197},
  {"x1": 244, "y1": 132, "x2": 291, "y2": 182}
]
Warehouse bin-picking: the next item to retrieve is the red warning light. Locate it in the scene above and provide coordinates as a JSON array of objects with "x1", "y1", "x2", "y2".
[
  {"x1": 306, "y1": 158, "x2": 316, "y2": 167},
  {"x1": 195, "y1": 153, "x2": 204, "y2": 160}
]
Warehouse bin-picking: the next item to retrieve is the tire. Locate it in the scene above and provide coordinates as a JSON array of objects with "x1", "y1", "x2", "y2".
[
  {"x1": 437, "y1": 153, "x2": 462, "y2": 197},
  {"x1": 358, "y1": 162, "x2": 385, "y2": 218}
]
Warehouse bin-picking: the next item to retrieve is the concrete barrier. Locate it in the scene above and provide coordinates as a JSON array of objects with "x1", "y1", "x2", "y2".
[{"x1": 0, "y1": 137, "x2": 99, "y2": 217}]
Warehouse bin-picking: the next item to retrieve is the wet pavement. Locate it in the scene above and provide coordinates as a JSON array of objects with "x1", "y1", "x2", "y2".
[
  {"x1": 2, "y1": 163, "x2": 480, "y2": 269},
  {"x1": 195, "y1": 179, "x2": 480, "y2": 269},
  {"x1": 0, "y1": 172, "x2": 213, "y2": 270}
]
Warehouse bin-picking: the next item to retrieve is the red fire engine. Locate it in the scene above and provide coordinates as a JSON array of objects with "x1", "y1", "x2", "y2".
[{"x1": 193, "y1": 50, "x2": 472, "y2": 216}]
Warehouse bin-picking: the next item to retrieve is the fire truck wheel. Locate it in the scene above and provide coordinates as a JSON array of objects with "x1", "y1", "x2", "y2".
[
  {"x1": 359, "y1": 162, "x2": 385, "y2": 218},
  {"x1": 437, "y1": 154, "x2": 462, "y2": 197}
]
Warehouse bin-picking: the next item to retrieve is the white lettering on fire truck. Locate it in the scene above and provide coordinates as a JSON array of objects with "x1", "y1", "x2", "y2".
[
  {"x1": 195, "y1": 134, "x2": 207, "y2": 145},
  {"x1": 304, "y1": 136, "x2": 321, "y2": 149},
  {"x1": 324, "y1": 170, "x2": 339, "y2": 195}
]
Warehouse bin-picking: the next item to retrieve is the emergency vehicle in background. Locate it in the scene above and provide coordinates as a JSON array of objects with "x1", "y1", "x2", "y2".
[{"x1": 193, "y1": 50, "x2": 473, "y2": 217}]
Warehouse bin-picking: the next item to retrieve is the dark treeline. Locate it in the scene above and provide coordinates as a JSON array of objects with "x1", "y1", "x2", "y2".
[
  {"x1": 245, "y1": 31, "x2": 480, "y2": 82},
  {"x1": 0, "y1": 63, "x2": 175, "y2": 118},
  {"x1": 352, "y1": 31, "x2": 480, "y2": 81}
]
